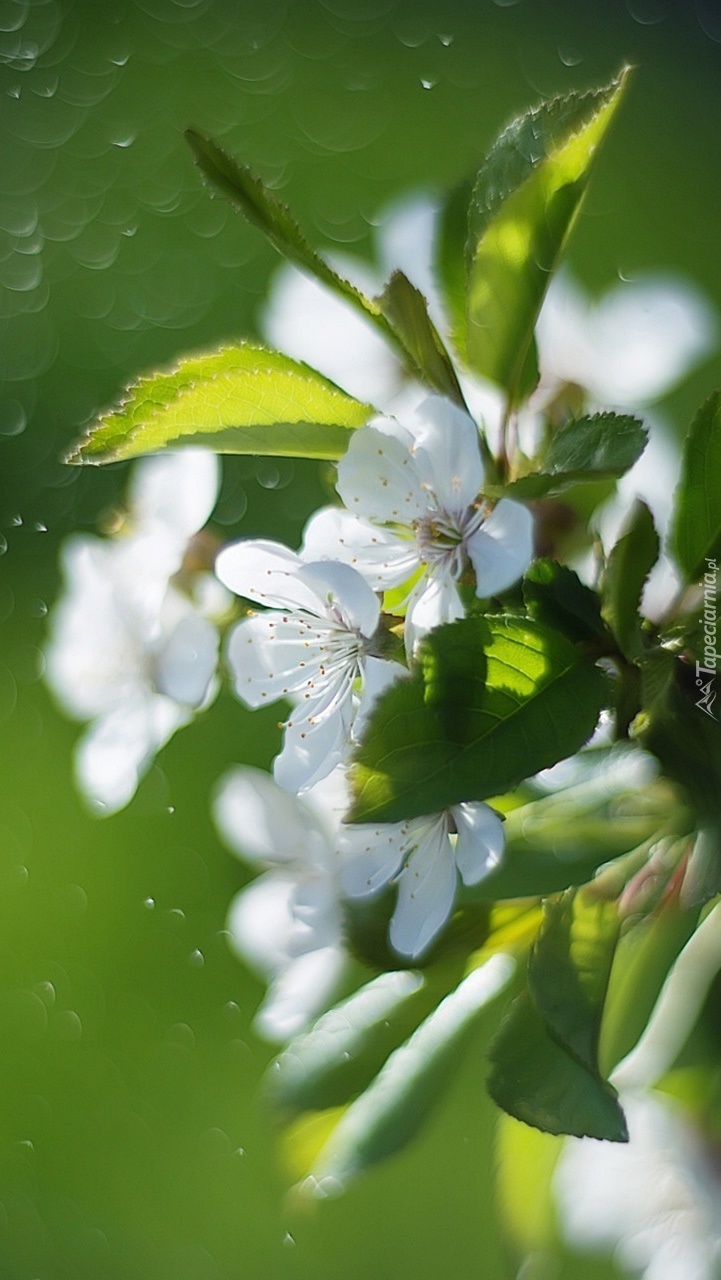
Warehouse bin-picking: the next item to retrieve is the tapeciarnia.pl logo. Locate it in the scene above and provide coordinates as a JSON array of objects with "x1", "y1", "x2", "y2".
[{"x1": 696, "y1": 557, "x2": 718, "y2": 720}]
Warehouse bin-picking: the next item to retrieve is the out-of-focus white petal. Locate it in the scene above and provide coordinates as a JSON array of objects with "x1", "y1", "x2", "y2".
[
  {"x1": 155, "y1": 611, "x2": 219, "y2": 705},
  {"x1": 256, "y1": 945, "x2": 348, "y2": 1043},
  {"x1": 302, "y1": 507, "x2": 417, "y2": 591},
  {"x1": 338, "y1": 819, "x2": 407, "y2": 899},
  {"x1": 213, "y1": 766, "x2": 330, "y2": 867},
  {"x1": 336, "y1": 420, "x2": 428, "y2": 524},
  {"x1": 74, "y1": 695, "x2": 185, "y2": 814},
  {"x1": 408, "y1": 396, "x2": 484, "y2": 512},
  {"x1": 537, "y1": 272, "x2": 718, "y2": 407},
  {"x1": 467, "y1": 498, "x2": 534, "y2": 598},
  {"x1": 390, "y1": 819, "x2": 458, "y2": 959},
  {"x1": 452, "y1": 802, "x2": 505, "y2": 886},
  {"x1": 128, "y1": 449, "x2": 220, "y2": 538},
  {"x1": 227, "y1": 874, "x2": 298, "y2": 973}
]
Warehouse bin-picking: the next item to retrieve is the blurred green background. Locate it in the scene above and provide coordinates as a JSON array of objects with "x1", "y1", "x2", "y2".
[{"x1": 1, "y1": 0, "x2": 720, "y2": 1276}]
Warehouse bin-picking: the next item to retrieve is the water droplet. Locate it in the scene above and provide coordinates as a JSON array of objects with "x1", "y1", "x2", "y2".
[
  {"x1": 32, "y1": 521, "x2": 47, "y2": 533},
  {"x1": 235, "y1": 1146, "x2": 246, "y2": 1157},
  {"x1": 34, "y1": 981, "x2": 55, "y2": 1006},
  {"x1": 29, "y1": 598, "x2": 47, "y2": 618},
  {"x1": 558, "y1": 45, "x2": 583, "y2": 67},
  {"x1": 51, "y1": 1009, "x2": 82, "y2": 1042},
  {"x1": 7, "y1": 85, "x2": 20, "y2": 99},
  {"x1": 188, "y1": 948, "x2": 205, "y2": 968},
  {"x1": 110, "y1": 133, "x2": 136, "y2": 149},
  {"x1": 282, "y1": 1232, "x2": 296, "y2": 1248},
  {"x1": 255, "y1": 460, "x2": 280, "y2": 490},
  {"x1": 437, "y1": 32, "x2": 453, "y2": 45},
  {"x1": 167, "y1": 907, "x2": 185, "y2": 922},
  {"x1": 0, "y1": 534, "x2": 7, "y2": 555},
  {"x1": 167, "y1": 805, "x2": 175, "y2": 814},
  {"x1": 8, "y1": 513, "x2": 22, "y2": 526},
  {"x1": 223, "y1": 1000, "x2": 241, "y2": 1021},
  {"x1": 420, "y1": 77, "x2": 436, "y2": 90},
  {"x1": 142, "y1": 896, "x2": 155, "y2": 910},
  {"x1": 0, "y1": 400, "x2": 26, "y2": 437}
]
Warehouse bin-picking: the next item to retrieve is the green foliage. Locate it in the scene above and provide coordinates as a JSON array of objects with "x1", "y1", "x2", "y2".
[
  {"x1": 376, "y1": 270, "x2": 466, "y2": 406},
  {"x1": 671, "y1": 389, "x2": 721, "y2": 581},
  {"x1": 602, "y1": 499, "x2": 659, "y2": 661},
  {"x1": 488, "y1": 887, "x2": 627, "y2": 1141},
  {"x1": 65, "y1": 345, "x2": 373, "y2": 464},
  {"x1": 295, "y1": 956, "x2": 514, "y2": 1192},
  {"x1": 524, "y1": 559, "x2": 607, "y2": 645},
  {"x1": 504, "y1": 412, "x2": 648, "y2": 499},
  {"x1": 487, "y1": 989, "x2": 628, "y2": 1140},
  {"x1": 463, "y1": 68, "x2": 631, "y2": 402},
  {"x1": 348, "y1": 615, "x2": 609, "y2": 824}
]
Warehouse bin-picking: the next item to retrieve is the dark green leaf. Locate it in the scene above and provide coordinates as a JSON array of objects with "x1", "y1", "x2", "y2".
[
  {"x1": 434, "y1": 175, "x2": 474, "y2": 357},
  {"x1": 65, "y1": 344, "x2": 373, "y2": 465},
  {"x1": 602, "y1": 499, "x2": 659, "y2": 661},
  {"x1": 465, "y1": 68, "x2": 631, "y2": 401},
  {"x1": 671, "y1": 389, "x2": 721, "y2": 581},
  {"x1": 487, "y1": 989, "x2": 628, "y2": 1141},
  {"x1": 300, "y1": 956, "x2": 514, "y2": 1191},
  {"x1": 528, "y1": 887, "x2": 620, "y2": 1073},
  {"x1": 377, "y1": 270, "x2": 465, "y2": 406},
  {"x1": 524, "y1": 559, "x2": 607, "y2": 645},
  {"x1": 502, "y1": 413, "x2": 648, "y2": 499},
  {"x1": 349, "y1": 615, "x2": 609, "y2": 824}
]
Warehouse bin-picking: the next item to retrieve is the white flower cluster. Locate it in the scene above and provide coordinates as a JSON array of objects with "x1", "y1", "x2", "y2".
[
  {"x1": 213, "y1": 392, "x2": 530, "y2": 1038},
  {"x1": 45, "y1": 450, "x2": 226, "y2": 815}
]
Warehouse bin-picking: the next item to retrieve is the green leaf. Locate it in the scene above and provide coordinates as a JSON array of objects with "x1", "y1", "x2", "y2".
[
  {"x1": 348, "y1": 615, "x2": 609, "y2": 825},
  {"x1": 602, "y1": 499, "x2": 659, "y2": 661},
  {"x1": 465, "y1": 68, "x2": 631, "y2": 401},
  {"x1": 186, "y1": 130, "x2": 382, "y2": 326},
  {"x1": 377, "y1": 270, "x2": 465, "y2": 406},
  {"x1": 671, "y1": 389, "x2": 721, "y2": 581},
  {"x1": 298, "y1": 956, "x2": 514, "y2": 1193},
  {"x1": 524, "y1": 559, "x2": 607, "y2": 645},
  {"x1": 65, "y1": 344, "x2": 374, "y2": 465},
  {"x1": 487, "y1": 989, "x2": 628, "y2": 1140},
  {"x1": 434, "y1": 176, "x2": 474, "y2": 357},
  {"x1": 267, "y1": 970, "x2": 428, "y2": 1115},
  {"x1": 502, "y1": 413, "x2": 648, "y2": 499},
  {"x1": 528, "y1": 887, "x2": 620, "y2": 1073}
]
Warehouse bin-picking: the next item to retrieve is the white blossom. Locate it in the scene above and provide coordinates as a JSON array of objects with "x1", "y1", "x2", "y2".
[
  {"x1": 215, "y1": 540, "x2": 403, "y2": 793},
  {"x1": 554, "y1": 1090, "x2": 721, "y2": 1280},
  {"x1": 339, "y1": 801, "x2": 505, "y2": 960},
  {"x1": 44, "y1": 450, "x2": 223, "y2": 814},
  {"x1": 213, "y1": 765, "x2": 349, "y2": 1042},
  {"x1": 303, "y1": 396, "x2": 533, "y2": 653}
]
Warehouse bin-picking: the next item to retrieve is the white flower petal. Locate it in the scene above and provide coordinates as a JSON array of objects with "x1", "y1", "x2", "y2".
[
  {"x1": 467, "y1": 498, "x2": 534, "y2": 598},
  {"x1": 274, "y1": 691, "x2": 353, "y2": 793},
  {"x1": 213, "y1": 766, "x2": 330, "y2": 867},
  {"x1": 298, "y1": 560, "x2": 381, "y2": 638},
  {"x1": 255, "y1": 945, "x2": 348, "y2": 1042},
  {"x1": 452, "y1": 802, "x2": 505, "y2": 886},
  {"x1": 338, "y1": 820, "x2": 407, "y2": 898},
  {"x1": 226, "y1": 873, "x2": 298, "y2": 974},
  {"x1": 336, "y1": 421, "x2": 429, "y2": 524},
  {"x1": 302, "y1": 506, "x2": 417, "y2": 591},
  {"x1": 352, "y1": 655, "x2": 404, "y2": 741},
  {"x1": 128, "y1": 449, "x2": 220, "y2": 539},
  {"x1": 408, "y1": 396, "x2": 483, "y2": 512},
  {"x1": 215, "y1": 540, "x2": 326, "y2": 613},
  {"x1": 390, "y1": 819, "x2": 458, "y2": 959},
  {"x1": 225, "y1": 611, "x2": 342, "y2": 708},
  {"x1": 155, "y1": 611, "x2": 219, "y2": 705},
  {"x1": 74, "y1": 695, "x2": 185, "y2": 814},
  {"x1": 404, "y1": 570, "x2": 464, "y2": 654}
]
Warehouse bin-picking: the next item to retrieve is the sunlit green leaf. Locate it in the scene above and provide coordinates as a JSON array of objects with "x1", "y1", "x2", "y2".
[
  {"x1": 377, "y1": 270, "x2": 465, "y2": 406},
  {"x1": 602, "y1": 499, "x2": 659, "y2": 661},
  {"x1": 298, "y1": 956, "x2": 514, "y2": 1193},
  {"x1": 349, "y1": 615, "x2": 609, "y2": 824},
  {"x1": 65, "y1": 344, "x2": 374, "y2": 465},
  {"x1": 503, "y1": 413, "x2": 647, "y2": 499},
  {"x1": 671, "y1": 389, "x2": 721, "y2": 581},
  {"x1": 528, "y1": 887, "x2": 620, "y2": 1073},
  {"x1": 465, "y1": 68, "x2": 631, "y2": 401},
  {"x1": 487, "y1": 989, "x2": 628, "y2": 1141}
]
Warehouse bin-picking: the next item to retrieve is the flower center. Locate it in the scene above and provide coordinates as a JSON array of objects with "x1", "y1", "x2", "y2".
[{"x1": 413, "y1": 505, "x2": 484, "y2": 576}]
